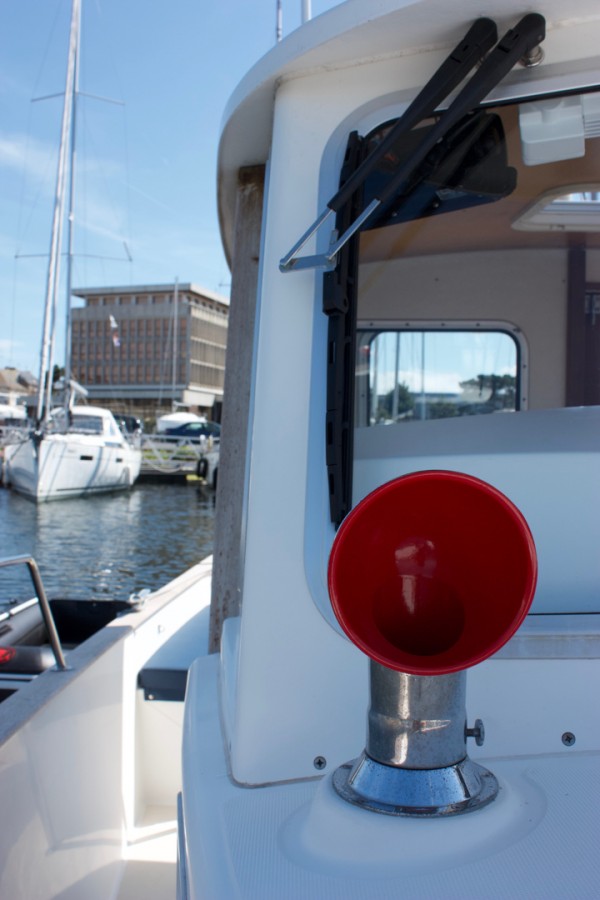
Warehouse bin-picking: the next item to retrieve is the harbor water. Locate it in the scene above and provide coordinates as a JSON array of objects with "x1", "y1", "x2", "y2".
[{"x1": 0, "y1": 482, "x2": 215, "y2": 609}]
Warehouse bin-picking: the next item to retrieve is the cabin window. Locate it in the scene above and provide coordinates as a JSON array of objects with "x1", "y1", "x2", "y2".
[
  {"x1": 69, "y1": 415, "x2": 104, "y2": 434},
  {"x1": 320, "y1": 85, "x2": 600, "y2": 526},
  {"x1": 355, "y1": 326, "x2": 523, "y2": 426}
]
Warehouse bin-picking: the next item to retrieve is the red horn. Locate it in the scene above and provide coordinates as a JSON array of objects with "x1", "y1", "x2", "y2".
[{"x1": 328, "y1": 470, "x2": 537, "y2": 675}]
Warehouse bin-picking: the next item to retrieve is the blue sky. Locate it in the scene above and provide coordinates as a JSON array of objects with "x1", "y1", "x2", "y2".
[{"x1": 0, "y1": 0, "x2": 336, "y2": 375}]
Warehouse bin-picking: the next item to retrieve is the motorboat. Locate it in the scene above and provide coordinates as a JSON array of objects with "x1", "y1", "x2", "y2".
[{"x1": 1, "y1": 0, "x2": 600, "y2": 896}]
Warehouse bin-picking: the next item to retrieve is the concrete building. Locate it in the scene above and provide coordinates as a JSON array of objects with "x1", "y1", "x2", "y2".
[
  {"x1": 0, "y1": 367, "x2": 37, "y2": 427},
  {"x1": 70, "y1": 283, "x2": 229, "y2": 421}
]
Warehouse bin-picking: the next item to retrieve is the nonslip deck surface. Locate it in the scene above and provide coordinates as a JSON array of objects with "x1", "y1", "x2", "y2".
[{"x1": 183, "y1": 656, "x2": 600, "y2": 899}]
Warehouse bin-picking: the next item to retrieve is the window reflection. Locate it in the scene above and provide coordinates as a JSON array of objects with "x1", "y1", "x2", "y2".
[{"x1": 356, "y1": 329, "x2": 520, "y2": 425}]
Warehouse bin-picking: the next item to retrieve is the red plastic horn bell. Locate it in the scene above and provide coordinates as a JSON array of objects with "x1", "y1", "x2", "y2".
[{"x1": 328, "y1": 470, "x2": 537, "y2": 675}]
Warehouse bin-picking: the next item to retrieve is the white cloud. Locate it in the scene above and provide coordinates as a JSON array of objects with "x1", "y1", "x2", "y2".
[
  {"x1": 398, "y1": 369, "x2": 463, "y2": 395},
  {"x1": 0, "y1": 338, "x2": 19, "y2": 354},
  {"x1": 0, "y1": 133, "x2": 56, "y2": 184}
]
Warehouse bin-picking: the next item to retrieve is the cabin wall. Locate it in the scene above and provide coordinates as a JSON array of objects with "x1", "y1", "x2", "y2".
[
  {"x1": 210, "y1": 166, "x2": 265, "y2": 652},
  {"x1": 223, "y1": 56, "x2": 425, "y2": 787},
  {"x1": 220, "y1": 25, "x2": 600, "y2": 788},
  {"x1": 221, "y1": 44, "x2": 506, "y2": 786}
]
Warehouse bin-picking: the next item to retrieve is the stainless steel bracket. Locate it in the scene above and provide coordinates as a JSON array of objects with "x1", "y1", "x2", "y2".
[{"x1": 279, "y1": 201, "x2": 379, "y2": 272}]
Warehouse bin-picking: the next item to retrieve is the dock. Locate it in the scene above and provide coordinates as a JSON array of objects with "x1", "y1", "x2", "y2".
[{"x1": 139, "y1": 435, "x2": 218, "y2": 487}]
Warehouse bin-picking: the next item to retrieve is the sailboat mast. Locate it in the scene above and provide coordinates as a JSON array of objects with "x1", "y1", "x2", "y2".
[
  {"x1": 36, "y1": 0, "x2": 81, "y2": 425},
  {"x1": 172, "y1": 278, "x2": 179, "y2": 410},
  {"x1": 63, "y1": 0, "x2": 82, "y2": 413}
]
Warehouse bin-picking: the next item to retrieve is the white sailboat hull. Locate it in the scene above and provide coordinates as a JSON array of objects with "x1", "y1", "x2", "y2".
[{"x1": 5, "y1": 431, "x2": 141, "y2": 501}]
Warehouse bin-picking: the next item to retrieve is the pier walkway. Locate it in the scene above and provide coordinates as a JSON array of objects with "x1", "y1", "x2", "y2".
[{"x1": 139, "y1": 435, "x2": 218, "y2": 487}]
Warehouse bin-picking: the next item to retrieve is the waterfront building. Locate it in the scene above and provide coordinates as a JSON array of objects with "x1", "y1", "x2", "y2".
[
  {"x1": 0, "y1": 368, "x2": 37, "y2": 428},
  {"x1": 70, "y1": 283, "x2": 229, "y2": 421}
]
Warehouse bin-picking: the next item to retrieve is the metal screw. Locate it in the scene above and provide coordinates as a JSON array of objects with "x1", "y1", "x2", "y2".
[
  {"x1": 465, "y1": 718, "x2": 485, "y2": 747},
  {"x1": 313, "y1": 756, "x2": 327, "y2": 770},
  {"x1": 562, "y1": 732, "x2": 576, "y2": 747}
]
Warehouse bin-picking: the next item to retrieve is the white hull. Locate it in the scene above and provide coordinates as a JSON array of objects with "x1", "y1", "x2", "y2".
[
  {"x1": 4, "y1": 407, "x2": 142, "y2": 501},
  {"x1": 5, "y1": 432, "x2": 141, "y2": 501}
]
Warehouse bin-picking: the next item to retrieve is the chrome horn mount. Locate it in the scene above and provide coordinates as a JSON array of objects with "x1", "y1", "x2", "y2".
[{"x1": 332, "y1": 663, "x2": 497, "y2": 817}]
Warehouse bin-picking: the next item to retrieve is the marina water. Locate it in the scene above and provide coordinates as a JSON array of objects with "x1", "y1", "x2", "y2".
[{"x1": 0, "y1": 483, "x2": 214, "y2": 608}]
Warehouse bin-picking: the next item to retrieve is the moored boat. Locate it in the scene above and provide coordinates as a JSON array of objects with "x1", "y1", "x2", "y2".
[
  {"x1": 4, "y1": 405, "x2": 141, "y2": 501},
  {"x1": 3, "y1": 0, "x2": 141, "y2": 503},
  {"x1": 181, "y1": 0, "x2": 600, "y2": 895},
  {"x1": 1, "y1": 1, "x2": 600, "y2": 897}
]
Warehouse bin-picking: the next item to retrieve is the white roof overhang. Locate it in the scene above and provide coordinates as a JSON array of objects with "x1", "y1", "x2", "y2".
[{"x1": 217, "y1": 0, "x2": 600, "y2": 264}]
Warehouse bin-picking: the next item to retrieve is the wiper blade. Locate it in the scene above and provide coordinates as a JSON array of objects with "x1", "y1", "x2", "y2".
[
  {"x1": 280, "y1": 16, "x2": 497, "y2": 273},
  {"x1": 280, "y1": 13, "x2": 545, "y2": 273}
]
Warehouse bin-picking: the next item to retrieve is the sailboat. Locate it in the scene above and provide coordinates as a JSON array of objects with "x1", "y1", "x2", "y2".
[
  {"x1": 3, "y1": 0, "x2": 141, "y2": 501},
  {"x1": 1, "y1": 0, "x2": 600, "y2": 896}
]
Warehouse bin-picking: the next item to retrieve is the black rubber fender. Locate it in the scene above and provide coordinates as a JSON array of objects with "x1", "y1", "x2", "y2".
[{"x1": 0, "y1": 644, "x2": 56, "y2": 674}]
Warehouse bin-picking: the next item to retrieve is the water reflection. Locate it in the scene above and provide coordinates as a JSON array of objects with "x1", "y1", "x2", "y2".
[{"x1": 0, "y1": 483, "x2": 214, "y2": 606}]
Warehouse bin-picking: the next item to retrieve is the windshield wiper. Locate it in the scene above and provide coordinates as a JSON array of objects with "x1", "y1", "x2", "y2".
[{"x1": 280, "y1": 13, "x2": 545, "y2": 273}]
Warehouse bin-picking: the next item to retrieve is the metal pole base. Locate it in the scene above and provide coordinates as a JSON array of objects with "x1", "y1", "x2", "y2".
[{"x1": 333, "y1": 751, "x2": 498, "y2": 818}]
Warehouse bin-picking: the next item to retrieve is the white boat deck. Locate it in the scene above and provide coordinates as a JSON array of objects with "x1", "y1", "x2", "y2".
[
  {"x1": 182, "y1": 651, "x2": 600, "y2": 898},
  {"x1": 117, "y1": 806, "x2": 178, "y2": 900}
]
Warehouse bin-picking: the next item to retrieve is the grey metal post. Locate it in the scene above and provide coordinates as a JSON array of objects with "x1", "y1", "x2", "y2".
[
  {"x1": 209, "y1": 166, "x2": 265, "y2": 653},
  {"x1": 367, "y1": 663, "x2": 467, "y2": 769},
  {"x1": 333, "y1": 663, "x2": 498, "y2": 817}
]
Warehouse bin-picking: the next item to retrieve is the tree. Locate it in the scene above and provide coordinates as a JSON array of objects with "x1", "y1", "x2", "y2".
[
  {"x1": 459, "y1": 373, "x2": 516, "y2": 411},
  {"x1": 379, "y1": 381, "x2": 415, "y2": 421}
]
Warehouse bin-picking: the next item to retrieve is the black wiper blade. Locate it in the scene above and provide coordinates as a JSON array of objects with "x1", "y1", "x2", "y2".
[
  {"x1": 374, "y1": 14, "x2": 545, "y2": 213},
  {"x1": 280, "y1": 13, "x2": 545, "y2": 273},
  {"x1": 330, "y1": 18, "x2": 499, "y2": 216},
  {"x1": 280, "y1": 17, "x2": 497, "y2": 273}
]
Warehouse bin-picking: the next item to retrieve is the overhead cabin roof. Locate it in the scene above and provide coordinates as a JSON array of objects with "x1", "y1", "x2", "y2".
[{"x1": 217, "y1": 0, "x2": 600, "y2": 265}]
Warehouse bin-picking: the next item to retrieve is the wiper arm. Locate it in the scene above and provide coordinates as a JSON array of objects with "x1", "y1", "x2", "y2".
[
  {"x1": 280, "y1": 13, "x2": 545, "y2": 273},
  {"x1": 280, "y1": 17, "x2": 497, "y2": 273}
]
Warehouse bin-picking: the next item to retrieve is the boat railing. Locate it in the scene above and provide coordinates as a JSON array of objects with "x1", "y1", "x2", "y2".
[
  {"x1": 140, "y1": 433, "x2": 218, "y2": 473},
  {"x1": 0, "y1": 425, "x2": 30, "y2": 448},
  {"x1": 0, "y1": 556, "x2": 69, "y2": 671}
]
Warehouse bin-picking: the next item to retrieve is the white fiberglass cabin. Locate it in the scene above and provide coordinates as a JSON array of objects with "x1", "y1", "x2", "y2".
[
  {"x1": 182, "y1": 1, "x2": 600, "y2": 896},
  {"x1": 4, "y1": 406, "x2": 141, "y2": 501}
]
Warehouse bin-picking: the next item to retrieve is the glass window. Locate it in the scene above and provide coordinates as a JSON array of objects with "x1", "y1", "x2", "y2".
[
  {"x1": 356, "y1": 328, "x2": 520, "y2": 426},
  {"x1": 68, "y1": 414, "x2": 104, "y2": 434}
]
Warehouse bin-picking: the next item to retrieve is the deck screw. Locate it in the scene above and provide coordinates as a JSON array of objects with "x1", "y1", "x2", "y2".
[
  {"x1": 562, "y1": 732, "x2": 576, "y2": 747},
  {"x1": 313, "y1": 756, "x2": 327, "y2": 770}
]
